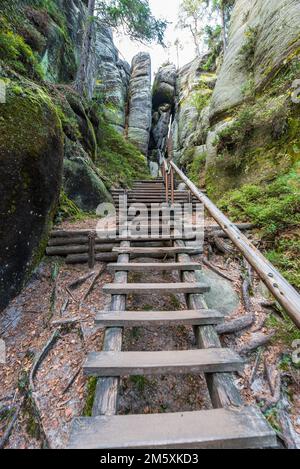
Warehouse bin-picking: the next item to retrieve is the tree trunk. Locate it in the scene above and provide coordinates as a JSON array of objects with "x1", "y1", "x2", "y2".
[{"x1": 75, "y1": 0, "x2": 96, "y2": 97}]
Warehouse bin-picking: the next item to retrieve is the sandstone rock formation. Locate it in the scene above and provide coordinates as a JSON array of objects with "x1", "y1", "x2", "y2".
[
  {"x1": 150, "y1": 64, "x2": 176, "y2": 171},
  {"x1": 172, "y1": 58, "x2": 215, "y2": 168},
  {"x1": 128, "y1": 52, "x2": 152, "y2": 155},
  {"x1": 91, "y1": 27, "x2": 130, "y2": 133},
  {"x1": 0, "y1": 78, "x2": 64, "y2": 310},
  {"x1": 206, "y1": 0, "x2": 300, "y2": 197}
]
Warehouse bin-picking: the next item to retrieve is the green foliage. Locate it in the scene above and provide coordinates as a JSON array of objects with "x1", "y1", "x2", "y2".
[
  {"x1": 55, "y1": 191, "x2": 91, "y2": 223},
  {"x1": 83, "y1": 377, "x2": 98, "y2": 417},
  {"x1": 97, "y1": 0, "x2": 167, "y2": 45},
  {"x1": 0, "y1": 16, "x2": 43, "y2": 78},
  {"x1": 265, "y1": 313, "x2": 300, "y2": 346},
  {"x1": 188, "y1": 152, "x2": 207, "y2": 184},
  {"x1": 219, "y1": 166, "x2": 300, "y2": 234},
  {"x1": 190, "y1": 87, "x2": 212, "y2": 112},
  {"x1": 203, "y1": 24, "x2": 222, "y2": 71},
  {"x1": 97, "y1": 121, "x2": 150, "y2": 187},
  {"x1": 129, "y1": 375, "x2": 150, "y2": 392},
  {"x1": 219, "y1": 165, "x2": 300, "y2": 287},
  {"x1": 239, "y1": 26, "x2": 258, "y2": 70}
]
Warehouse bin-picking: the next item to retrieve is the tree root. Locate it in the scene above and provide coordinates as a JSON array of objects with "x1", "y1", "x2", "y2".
[
  {"x1": 0, "y1": 399, "x2": 24, "y2": 449},
  {"x1": 202, "y1": 258, "x2": 233, "y2": 282},
  {"x1": 237, "y1": 332, "x2": 275, "y2": 354},
  {"x1": 216, "y1": 313, "x2": 255, "y2": 335}
]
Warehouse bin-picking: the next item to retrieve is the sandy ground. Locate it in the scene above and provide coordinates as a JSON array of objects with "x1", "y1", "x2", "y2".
[{"x1": 0, "y1": 215, "x2": 299, "y2": 448}]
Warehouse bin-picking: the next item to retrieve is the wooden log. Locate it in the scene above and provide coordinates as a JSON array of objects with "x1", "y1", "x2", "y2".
[
  {"x1": 84, "y1": 349, "x2": 244, "y2": 376},
  {"x1": 170, "y1": 160, "x2": 300, "y2": 329},
  {"x1": 88, "y1": 232, "x2": 96, "y2": 269},
  {"x1": 237, "y1": 332, "x2": 275, "y2": 354},
  {"x1": 215, "y1": 314, "x2": 255, "y2": 335},
  {"x1": 66, "y1": 252, "x2": 177, "y2": 264},
  {"x1": 102, "y1": 283, "x2": 210, "y2": 295},
  {"x1": 95, "y1": 309, "x2": 224, "y2": 327},
  {"x1": 46, "y1": 244, "x2": 117, "y2": 256},
  {"x1": 92, "y1": 241, "x2": 129, "y2": 417},
  {"x1": 68, "y1": 406, "x2": 277, "y2": 449},
  {"x1": 107, "y1": 262, "x2": 202, "y2": 272},
  {"x1": 176, "y1": 240, "x2": 243, "y2": 408}
]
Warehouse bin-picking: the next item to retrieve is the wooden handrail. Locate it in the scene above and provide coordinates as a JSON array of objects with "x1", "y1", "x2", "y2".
[{"x1": 169, "y1": 160, "x2": 300, "y2": 328}]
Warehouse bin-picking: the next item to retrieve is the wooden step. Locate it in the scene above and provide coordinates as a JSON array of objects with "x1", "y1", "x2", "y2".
[
  {"x1": 107, "y1": 262, "x2": 202, "y2": 272},
  {"x1": 83, "y1": 348, "x2": 243, "y2": 377},
  {"x1": 95, "y1": 309, "x2": 224, "y2": 327},
  {"x1": 68, "y1": 406, "x2": 276, "y2": 449},
  {"x1": 112, "y1": 246, "x2": 203, "y2": 255},
  {"x1": 103, "y1": 282, "x2": 210, "y2": 295}
]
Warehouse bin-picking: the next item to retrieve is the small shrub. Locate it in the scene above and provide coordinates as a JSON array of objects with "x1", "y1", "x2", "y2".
[{"x1": 239, "y1": 26, "x2": 258, "y2": 70}]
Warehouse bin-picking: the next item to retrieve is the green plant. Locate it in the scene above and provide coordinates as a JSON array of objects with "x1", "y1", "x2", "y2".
[
  {"x1": 129, "y1": 375, "x2": 150, "y2": 392},
  {"x1": 83, "y1": 377, "x2": 98, "y2": 417},
  {"x1": 97, "y1": 120, "x2": 150, "y2": 187},
  {"x1": 239, "y1": 26, "x2": 258, "y2": 70},
  {"x1": 55, "y1": 191, "x2": 92, "y2": 223},
  {"x1": 187, "y1": 152, "x2": 207, "y2": 184},
  {"x1": 0, "y1": 17, "x2": 43, "y2": 78}
]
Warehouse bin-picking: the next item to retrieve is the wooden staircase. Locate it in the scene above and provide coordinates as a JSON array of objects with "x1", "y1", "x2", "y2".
[{"x1": 67, "y1": 178, "x2": 277, "y2": 449}]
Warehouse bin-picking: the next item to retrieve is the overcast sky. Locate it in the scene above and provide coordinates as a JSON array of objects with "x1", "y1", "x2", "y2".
[{"x1": 114, "y1": 0, "x2": 197, "y2": 77}]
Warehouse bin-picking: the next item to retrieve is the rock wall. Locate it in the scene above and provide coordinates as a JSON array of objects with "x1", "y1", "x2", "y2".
[
  {"x1": 127, "y1": 52, "x2": 152, "y2": 155},
  {"x1": 149, "y1": 64, "x2": 176, "y2": 174},
  {"x1": 0, "y1": 77, "x2": 64, "y2": 310},
  {"x1": 91, "y1": 27, "x2": 130, "y2": 133},
  {"x1": 205, "y1": 0, "x2": 300, "y2": 197},
  {"x1": 171, "y1": 58, "x2": 216, "y2": 175}
]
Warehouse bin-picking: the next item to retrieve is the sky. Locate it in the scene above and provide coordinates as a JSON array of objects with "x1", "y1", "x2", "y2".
[{"x1": 113, "y1": 0, "x2": 197, "y2": 78}]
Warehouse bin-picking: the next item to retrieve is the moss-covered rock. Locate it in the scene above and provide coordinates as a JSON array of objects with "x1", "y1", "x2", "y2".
[
  {"x1": 63, "y1": 138, "x2": 112, "y2": 211},
  {"x1": 0, "y1": 76, "x2": 64, "y2": 310}
]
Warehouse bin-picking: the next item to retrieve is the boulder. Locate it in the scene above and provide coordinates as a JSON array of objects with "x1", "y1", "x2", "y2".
[
  {"x1": 63, "y1": 139, "x2": 113, "y2": 212},
  {"x1": 152, "y1": 64, "x2": 176, "y2": 111},
  {"x1": 0, "y1": 78, "x2": 64, "y2": 310},
  {"x1": 128, "y1": 52, "x2": 152, "y2": 155}
]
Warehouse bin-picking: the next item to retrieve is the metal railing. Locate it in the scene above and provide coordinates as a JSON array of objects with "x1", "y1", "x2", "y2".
[{"x1": 160, "y1": 158, "x2": 300, "y2": 329}]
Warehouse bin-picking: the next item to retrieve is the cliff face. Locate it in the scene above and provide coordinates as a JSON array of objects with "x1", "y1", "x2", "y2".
[
  {"x1": 0, "y1": 0, "x2": 149, "y2": 310},
  {"x1": 170, "y1": 0, "x2": 300, "y2": 288},
  {"x1": 206, "y1": 0, "x2": 300, "y2": 196},
  {"x1": 127, "y1": 52, "x2": 152, "y2": 156}
]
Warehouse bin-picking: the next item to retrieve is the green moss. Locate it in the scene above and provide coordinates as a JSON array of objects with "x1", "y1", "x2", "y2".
[
  {"x1": 188, "y1": 152, "x2": 207, "y2": 185},
  {"x1": 239, "y1": 26, "x2": 258, "y2": 71},
  {"x1": 129, "y1": 375, "x2": 151, "y2": 393},
  {"x1": 55, "y1": 190, "x2": 93, "y2": 223},
  {"x1": 265, "y1": 313, "x2": 300, "y2": 346},
  {"x1": 218, "y1": 164, "x2": 300, "y2": 288},
  {"x1": 83, "y1": 377, "x2": 98, "y2": 417},
  {"x1": 0, "y1": 16, "x2": 44, "y2": 79},
  {"x1": 97, "y1": 120, "x2": 150, "y2": 188}
]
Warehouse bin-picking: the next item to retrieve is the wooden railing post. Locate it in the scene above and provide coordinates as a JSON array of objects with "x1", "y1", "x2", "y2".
[{"x1": 170, "y1": 166, "x2": 175, "y2": 205}]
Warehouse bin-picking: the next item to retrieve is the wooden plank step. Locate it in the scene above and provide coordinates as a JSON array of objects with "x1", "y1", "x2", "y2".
[
  {"x1": 102, "y1": 282, "x2": 210, "y2": 295},
  {"x1": 113, "y1": 246, "x2": 202, "y2": 255},
  {"x1": 68, "y1": 406, "x2": 276, "y2": 449},
  {"x1": 83, "y1": 348, "x2": 243, "y2": 377},
  {"x1": 95, "y1": 309, "x2": 224, "y2": 327},
  {"x1": 107, "y1": 262, "x2": 202, "y2": 272}
]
